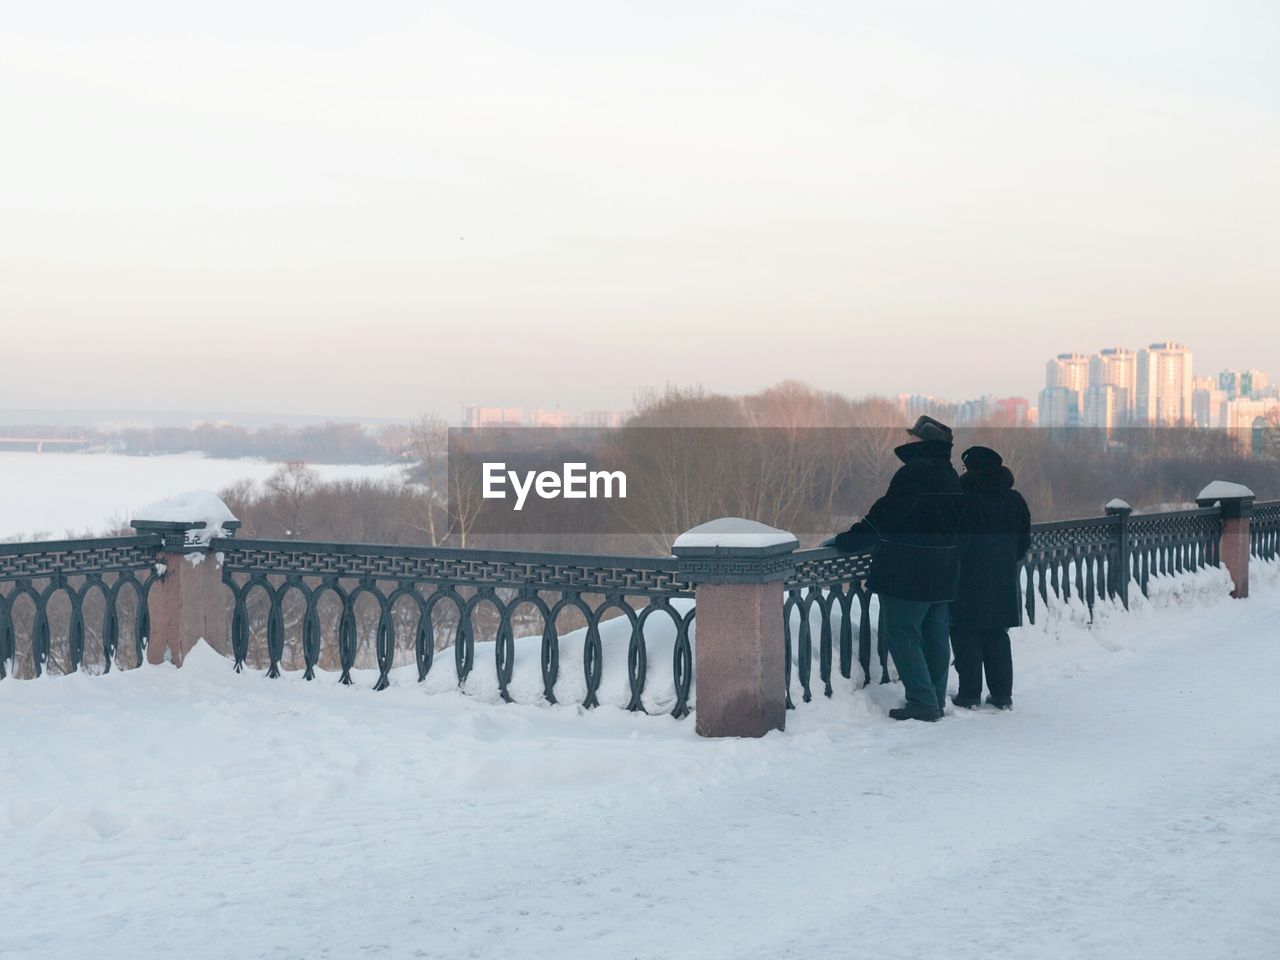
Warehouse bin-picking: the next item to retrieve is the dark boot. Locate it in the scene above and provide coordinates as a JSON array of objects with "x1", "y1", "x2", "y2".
[
  {"x1": 951, "y1": 694, "x2": 981, "y2": 709},
  {"x1": 986, "y1": 695, "x2": 1012, "y2": 710},
  {"x1": 950, "y1": 627, "x2": 984, "y2": 704},
  {"x1": 889, "y1": 704, "x2": 940, "y2": 722}
]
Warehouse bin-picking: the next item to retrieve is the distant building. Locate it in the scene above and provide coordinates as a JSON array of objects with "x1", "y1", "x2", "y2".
[
  {"x1": 1041, "y1": 353, "x2": 1090, "y2": 427},
  {"x1": 531, "y1": 409, "x2": 573, "y2": 428},
  {"x1": 464, "y1": 406, "x2": 524, "y2": 429},
  {"x1": 1218, "y1": 370, "x2": 1243, "y2": 398},
  {"x1": 1223, "y1": 397, "x2": 1280, "y2": 454},
  {"x1": 952, "y1": 396, "x2": 993, "y2": 425},
  {"x1": 1241, "y1": 369, "x2": 1270, "y2": 398},
  {"x1": 581, "y1": 410, "x2": 627, "y2": 429},
  {"x1": 991, "y1": 397, "x2": 1031, "y2": 426},
  {"x1": 1192, "y1": 384, "x2": 1228, "y2": 428},
  {"x1": 1089, "y1": 348, "x2": 1136, "y2": 423},
  {"x1": 897, "y1": 394, "x2": 947, "y2": 421},
  {"x1": 1135, "y1": 342, "x2": 1193, "y2": 426},
  {"x1": 1038, "y1": 386, "x2": 1080, "y2": 428},
  {"x1": 1082, "y1": 383, "x2": 1123, "y2": 435}
]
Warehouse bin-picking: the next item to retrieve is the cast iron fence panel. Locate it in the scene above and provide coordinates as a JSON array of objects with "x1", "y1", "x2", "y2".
[
  {"x1": 1022, "y1": 515, "x2": 1120, "y2": 623},
  {"x1": 213, "y1": 538, "x2": 697, "y2": 717},
  {"x1": 1127, "y1": 508, "x2": 1220, "y2": 597},
  {"x1": 1252, "y1": 501, "x2": 1280, "y2": 562},
  {"x1": 0, "y1": 535, "x2": 161, "y2": 679},
  {"x1": 784, "y1": 548, "x2": 878, "y2": 706}
]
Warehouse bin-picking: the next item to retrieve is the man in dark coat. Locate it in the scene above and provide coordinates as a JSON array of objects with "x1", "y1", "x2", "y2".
[
  {"x1": 951, "y1": 445, "x2": 1031, "y2": 710},
  {"x1": 832, "y1": 416, "x2": 962, "y2": 722}
]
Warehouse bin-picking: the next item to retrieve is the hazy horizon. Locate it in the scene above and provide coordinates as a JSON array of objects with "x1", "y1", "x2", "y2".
[{"x1": 3, "y1": 1, "x2": 1277, "y2": 419}]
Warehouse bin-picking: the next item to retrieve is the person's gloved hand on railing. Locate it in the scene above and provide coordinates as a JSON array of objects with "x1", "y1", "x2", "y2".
[{"x1": 822, "y1": 518, "x2": 878, "y2": 552}]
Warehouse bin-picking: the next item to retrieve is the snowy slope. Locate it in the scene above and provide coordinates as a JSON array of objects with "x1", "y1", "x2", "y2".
[{"x1": 2, "y1": 562, "x2": 1278, "y2": 960}]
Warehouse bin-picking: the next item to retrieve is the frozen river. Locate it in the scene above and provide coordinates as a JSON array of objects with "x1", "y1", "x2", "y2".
[{"x1": 0, "y1": 452, "x2": 403, "y2": 541}]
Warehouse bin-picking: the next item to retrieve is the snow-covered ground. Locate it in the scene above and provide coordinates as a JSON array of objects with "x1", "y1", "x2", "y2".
[
  {"x1": 0, "y1": 452, "x2": 403, "y2": 540},
  {"x1": 3, "y1": 562, "x2": 1279, "y2": 960}
]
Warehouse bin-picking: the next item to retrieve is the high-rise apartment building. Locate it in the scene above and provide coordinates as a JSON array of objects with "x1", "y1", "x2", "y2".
[
  {"x1": 1082, "y1": 383, "x2": 1123, "y2": 435},
  {"x1": 1192, "y1": 379, "x2": 1228, "y2": 428},
  {"x1": 1135, "y1": 342, "x2": 1193, "y2": 425},
  {"x1": 1089, "y1": 348, "x2": 1136, "y2": 423},
  {"x1": 1242, "y1": 369, "x2": 1270, "y2": 398},
  {"x1": 1038, "y1": 386, "x2": 1079, "y2": 428},
  {"x1": 1045, "y1": 353, "x2": 1090, "y2": 393},
  {"x1": 1040, "y1": 353, "x2": 1090, "y2": 427}
]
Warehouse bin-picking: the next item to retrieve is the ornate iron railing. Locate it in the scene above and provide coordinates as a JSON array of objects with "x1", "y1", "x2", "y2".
[
  {"x1": 0, "y1": 501, "x2": 1258, "y2": 716},
  {"x1": 212, "y1": 538, "x2": 697, "y2": 716},
  {"x1": 1126, "y1": 508, "x2": 1221, "y2": 592},
  {"x1": 784, "y1": 547, "x2": 877, "y2": 702},
  {"x1": 1021, "y1": 515, "x2": 1121, "y2": 622},
  {"x1": 1252, "y1": 501, "x2": 1280, "y2": 562},
  {"x1": 0, "y1": 535, "x2": 162, "y2": 679},
  {"x1": 782, "y1": 504, "x2": 1226, "y2": 704}
]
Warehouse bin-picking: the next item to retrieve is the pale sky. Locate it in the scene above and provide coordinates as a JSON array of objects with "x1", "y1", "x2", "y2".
[{"x1": 2, "y1": 1, "x2": 1277, "y2": 420}]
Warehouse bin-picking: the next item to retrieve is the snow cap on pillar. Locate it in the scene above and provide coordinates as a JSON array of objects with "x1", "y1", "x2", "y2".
[
  {"x1": 1196, "y1": 481, "x2": 1255, "y2": 519},
  {"x1": 672, "y1": 517, "x2": 798, "y2": 551},
  {"x1": 672, "y1": 518, "x2": 799, "y2": 584},
  {"x1": 130, "y1": 491, "x2": 241, "y2": 548}
]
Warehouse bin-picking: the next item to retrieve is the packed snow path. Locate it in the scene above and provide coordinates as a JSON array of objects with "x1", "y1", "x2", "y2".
[{"x1": 3, "y1": 565, "x2": 1278, "y2": 960}]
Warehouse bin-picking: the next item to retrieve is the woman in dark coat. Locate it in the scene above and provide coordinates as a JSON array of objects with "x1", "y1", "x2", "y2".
[{"x1": 951, "y1": 446, "x2": 1031, "y2": 709}]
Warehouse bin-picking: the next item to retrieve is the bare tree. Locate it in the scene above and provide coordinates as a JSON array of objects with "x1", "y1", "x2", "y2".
[{"x1": 263, "y1": 461, "x2": 321, "y2": 538}]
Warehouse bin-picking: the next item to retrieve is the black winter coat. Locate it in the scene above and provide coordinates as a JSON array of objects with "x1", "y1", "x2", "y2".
[
  {"x1": 951, "y1": 465, "x2": 1032, "y2": 630},
  {"x1": 832, "y1": 440, "x2": 962, "y2": 602}
]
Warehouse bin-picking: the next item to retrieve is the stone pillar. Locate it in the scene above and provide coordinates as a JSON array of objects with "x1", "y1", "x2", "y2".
[
  {"x1": 1196, "y1": 483, "x2": 1255, "y2": 599},
  {"x1": 131, "y1": 498, "x2": 240, "y2": 666},
  {"x1": 672, "y1": 518, "x2": 798, "y2": 739}
]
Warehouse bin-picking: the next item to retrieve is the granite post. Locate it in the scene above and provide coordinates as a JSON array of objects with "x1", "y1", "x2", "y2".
[
  {"x1": 131, "y1": 501, "x2": 240, "y2": 666},
  {"x1": 1196, "y1": 482, "x2": 1255, "y2": 599},
  {"x1": 672, "y1": 518, "x2": 798, "y2": 739}
]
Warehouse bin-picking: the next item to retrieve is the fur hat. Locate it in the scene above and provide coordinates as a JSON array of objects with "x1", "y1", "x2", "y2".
[
  {"x1": 961, "y1": 445, "x2": 1003, "y2": 469},
  {"x1": 906, "y1": 415, "x2": 954, "y2": 445}
]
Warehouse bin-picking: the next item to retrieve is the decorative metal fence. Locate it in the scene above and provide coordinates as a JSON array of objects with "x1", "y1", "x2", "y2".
[
  {"x1": 784, "y1": 547, "x2": 876, "y2": 702},
  {"x1": 0, "y1": 500, "x2": 1261, "y2": 713},
  {"x1": 213, "y1": 538, "x2": 697, "y2": 716},
  {"x1": 1252, "y1": 501, "x2": 1280, "y2": 562},
  {"x1": 783, "y1": 504, "x2": 1226, "y2": 702},
  {"x1": 0, "y1": 535, "x2": 161, "y2": 679},
  {"x1": 1127, "y1": 509, "x2": 1222, "y2": 593}
]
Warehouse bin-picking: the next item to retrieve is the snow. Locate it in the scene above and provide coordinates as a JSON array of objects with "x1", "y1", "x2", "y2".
[
  {"x1": 1197, "y1": 480, "x2": 1255, "y2": 502},
  {"x1": 132, "y1": 491, "x2": 238, "y2": 545},
  {"x1": 672, "y1": 517, "x2": 798, "y2": 550},
  {"x1": 2, "y1": 561, "x2": 1279, "y2": 959},
  {"x1": 0, "y1": 452, "x2": 402, "y2": 541},
  {"x1": 1105, "y1": 497, "x2": 1131, "y2": 511}
]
